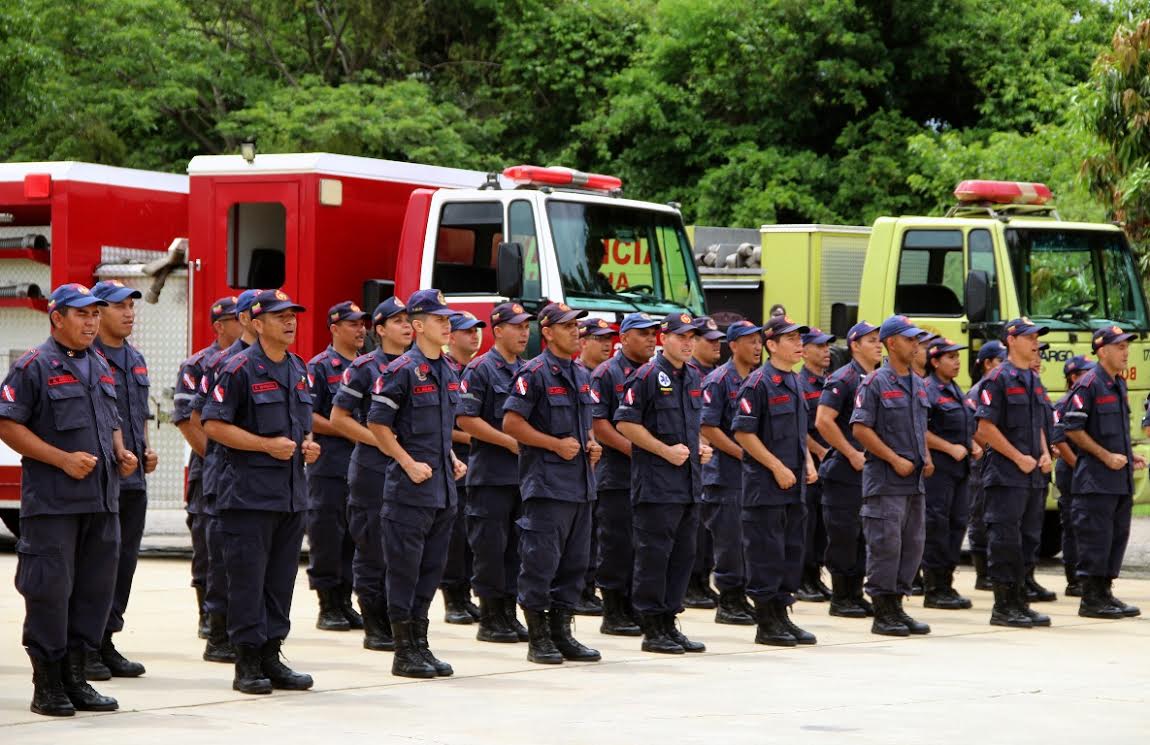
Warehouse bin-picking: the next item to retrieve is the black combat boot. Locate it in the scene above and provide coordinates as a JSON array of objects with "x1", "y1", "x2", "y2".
[
  {"x1": 29, "y1": 655, "x2": 74, "y2": 717},
  {"x1": 923, "y1": 568, "x2": 968, "y2": 610},
  {"x1": 794, "y1": 566, "x2": 826, "y2": 602},
  {"x1": 414, "y1": 618, "x2": 453, "y2": 676},
  {"x1": 390, "y1": 621, "x2": 437, "y2": 678},
  {"x1": 476, "y1": 597, "x2": 519, "y2": 643},
  {"x1": 1078, "y1": 577, "x2": 1124, "y2": 619},
  {"x1": 971, "y1": 553, "x2": 992, "y2": 591},
  {"x1": 260, "y1": 639, "x2": 313, "y2": 690},
  {"x1": 828, "y1": 574, "x2": 867, "y2": 618},
  {"x1": 893, "y1": 596, "x2": 931, "y2": 635},
  {"x1": 715, "y1": 588, "x2": 756, "y2": 625},
  {"x1": 549, "y1": 608, "x2": 602, "y2": 661},
  {"x1": 100, "y1": 632, "x2": 145, "y2": 677},
  {"x1": 361, "y1": 599, "x2": 395, "y2": 651},
  {"x1": 203, "y1": 613, "x2": 236, "y2": 663},
  {"x1": 909, "y1": 568, "x2": 924, "y2": 596},
  {"x1": 1104, "y1": 578, "x2": 1141, "y2": 617},
  {"x1": 599, "y1": 588, "x2": 642, "y2": 636},
  {"x1": 83, "y1": 648, "x2": 111, "y2": 681},
  {"x1": 944, "y1": 568, "x2": 973, "y2": 609},
  {"x1": 1014, "y1": 579, "x2": 1051, "y2": 627},
  {"x1": 852, "y1": 576, "x2": 874, "y2": 616},
  {"x1": 664, "y1": 613, "x2": 705, "y2": 652},
  {"x1": 1064, "y1": 564, "x2": 1083, "y2": 598},
  {"x1": 195, "y1": 585, "x2": 209, "y2": 639},
  {"x1": 683, "y1": 573, "x2": 717, "y2": 609},
  {"x1": 776, "y1": 600, "x2": 817, "y2": 645},
  {"x1": 753, "y1": 599, "x2": 796, "y2": 646},
  {"x1": 1025, "y1": 569, "x2": 1056, "y2": 602},
  {"x1": 61, "y1": 649, "x2": 119, "y2": 710},
  {"x1": 316, "y1": 588, "x2": 351, "y2": 631},
  {"x1": 503, "y1": 598, "x2": 529, "y2": 641},
  {"x1": 340, "y1": 585, "x2": 364, "y2": 629},
  {"x1": 989, "y1": 583, "x2": 1032, "y2": 628},
  {"x1": 441, "y1": 584, "x2": 473, "y2": 625},
  {"x1": 232, "y1": 643, "x2": 272, "y2": 694},
  {"x1": 523, "y1": 608, "x2": 564, "y2": 664},
  {"x1": 870, "y1": 595, "x2": 910, "y2": 637},
  {"x1": 813, "y1": 569, "x2": 833, "y2": 600},
  {"x1": 639, "y1": 613, "x2": 684, "y2": 654},
  {"x1": 573, "y1": 586, "x2": 604, "y2": 616}
]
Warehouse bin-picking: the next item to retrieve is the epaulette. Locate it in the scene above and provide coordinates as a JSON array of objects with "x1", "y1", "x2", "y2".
[
  {"x1": 987, "y1": 365, "x2": 1008, "y2": 382},
  {"x1": 702, "y1": 365, "x2": 728, "y2": 387},
  {"x1": 636, "y1": 361, "x2": 657, "y2": 380},
  {"x1": 522, "y1": 357, "x2": 547, "y2": 374},
  {"x1": 745, "y1": 368, "x2": 764, "y2": 387},
  {"x1": 16, "y1": 348, "x2": 40, "y2": 369},
  {"x1": 224, "y1": 354, "x2": 250, "y2": 374},
  {"x1": 1078, "y1": 369, "x2": 1098, "y2": 388},
  {"x1": 307, "y1": 349, "x2": 329, "y2": 366},
  {"x1": 386, "y1": 354, "x2": 414, "y2": 374},
  {"x1": 828, "y1": 364, "x2": 856, "y2": 384},
  {"x1": 351, "y1": 352, "x2": 375, "y2": 368}
]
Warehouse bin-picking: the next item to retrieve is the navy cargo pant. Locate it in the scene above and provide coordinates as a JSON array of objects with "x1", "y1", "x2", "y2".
[
  {"x1": 220, "y1": 509, "x2": 305, "y2": 646},
  {"x1": 862, "y1": 494, "x2": 925, "y2": 597},
  {"x1": 203, "y1": 507, "x2": 229, "y2": 616},
  {"x1": 17, "y1": 513, "x2": 119, "y2": 661},
  {"x1": 743, "y1": 503, "x2": 805, "y2": 604},
  {"x1": 803, "y1": 478, "x2": 828, "y2": 574},
  {"x1": 441, "y1": 485, "x2": 473, "y2": 592},
  {"x1": 105, "y1": 488, "x2": 147, "y2": 635},
  {"x1": 631, "y1": 502, "x2": 698, "y2": 616},
  {"x1": 305, "y1": 475, "x2": 354, "y2": 591},
  {"x1": 185, "y1": 478, "x2": 208, "y2": 591},
  {"x1": 1055, "y1": 465, "x2": 1079, "y2": 575},
  {"x1": 1072, "y1": 493, "x2": 1133, "y2": 579},
  {"x1": 922, "y1": 472, "x2": 970, "y2": 570},
  {"x1": 382, "y1": 502, "x2": 456, "y2": 622},
  {"x1": 517, "y1": 498, "x2": 592, "y2": 612},
  {"x1": 346, "y1": 463, "x2": 387, "y2": 606},
  {"x1": 984, "y1": 486, "x2": 1044, "y2": 584},
  {"x1": 595, "y1": 488, "x2": 633, "y2": 593},
  {"x1": 692, "y1": 512, "x2": 714, "y2": 582},
  {"x1": 967, "y1": 459, "x2": 988, "y2": 558},
  {"x1": 822, "y1": 479, "x2": 866, "y2": 578},
  {"x1": 466, "y1": 485, "x2": 521, "y2": 600},
  {"x1": 701, "y1": 487, "x2": 745, "y2": 592}
]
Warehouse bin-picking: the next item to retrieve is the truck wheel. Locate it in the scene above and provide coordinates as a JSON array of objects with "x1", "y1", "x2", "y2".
[
  {"x1": 1038, "y1": 509, "x2": 1062, "y2": 559},
  {"x1": 0, "y1": 508, "x2": 18, "y2": 538}
]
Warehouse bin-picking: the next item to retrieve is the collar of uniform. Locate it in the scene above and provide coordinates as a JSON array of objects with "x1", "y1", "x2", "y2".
[
  {"x1": 722, "y1": 359, "x2": 746, "y2": 383},
  {"x1": 93, "y1": 337, "x2": 138, "y2": 370},
  {"x1": 655, "y1": 351, "x2": 682, "y2": 376},
  {"x1": 326, "y1": 344, "x2": 353, "y2": 366},
  {"x1": 881, "y1": 360, "x2": 916, "y2": 391},
  {"x1": 50, "y1": 337, "x2": 89, "y2": 359},
  {"x1": 618, "y1": 349, "x2": 646, "y2": 373},
  {"x1": 406, "y1": 345, "x2": 443, "y2": 382},
  {"x1": 802, "y1": 364, "x2": 824, "y2": 382},
  {"x1": 849, "y1": 358, "x2": 869, "y2": 378},
  {"x1": 1093, "y1": 364, "x2": 1119, "y2": 391}
]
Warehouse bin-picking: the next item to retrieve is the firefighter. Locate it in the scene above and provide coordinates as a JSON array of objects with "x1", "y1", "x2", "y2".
[
  {"x1": 0, "y1": 283, "x2": 138, "y2": 716},
  {"x1": 590, "y1": 312, "x2": 660, "y2": 636},
  {"x1": 699, "y1": 320, "x2": 763, "y2": 626},
  {"x1": 615, "y1": 312, "x2": 712, "y2": 655},
  {"x1": 457, "y1": 303, "x2": 536, "y2": 643},
  {"x1": 1062, "y1": 327, "x2": 1145, "y2": 619},
  {"x1": 202, "y1": 289, "x2": 319, "y2": 694},
  {"x1": 850, "y1": 315, "x2": 934, "y2": 637},
  {"x1": 684, "y1": 315, "x2": 725, "y2": 609},
  {"x1": 974, "y1": 318, "x2": 1054, "y2": 629},
  {"x1": 330, "y1": 296, "x2": 411, "y2": 652},
  {"x1": 305, "y1": 301, "x2": 367, "y2": 632},
  {"x1": 367, "y1": 289, "x2": 466, "y2": 678},
  {"x1": 502, "y1": 301, "x2": 603, "y2": 664},
  {"x1": 796, "y1": 327, "x2": 835, "y2": 602},
  {"x1": 1051, "y1": 355, "x2": 1093, "y2": 598},
  {"x1": 965, "y1": 340, "x2": 1006, "y2": 591},
  {"x1": 174, "y1": 296, "x2": 239, "y2": 640}
]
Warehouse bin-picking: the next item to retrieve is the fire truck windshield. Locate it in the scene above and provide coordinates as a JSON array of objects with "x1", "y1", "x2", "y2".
[
  {"x1": 546, "y1": 199, "x2": 705, "y2": 315},
  {"x1": 1005, "y1": 227, "x2": 1149, "y2": 331}
]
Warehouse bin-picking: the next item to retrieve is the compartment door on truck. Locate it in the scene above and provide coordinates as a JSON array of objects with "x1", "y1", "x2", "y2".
[{"x1": 210, "y1": 181, "x2": 301, "y2": 304}]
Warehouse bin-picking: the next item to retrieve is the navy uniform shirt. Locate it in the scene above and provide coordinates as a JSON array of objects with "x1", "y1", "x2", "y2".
[
  {"x1": 459, "y1": 347, "x2": 524, "y2": 487},
  {"x1": 1062, "y1": 367, "x2": 1134, "y2": 496},
  {"x1": 193, "y1": 338, "x2": 249, "y2": 499},
  {"x1": 925, "y1": 373, "x2": 972, "y2": 477},
  {"x1": 503, "y1": 348, "x2": 596, "y2": 503},
  {"x1": 0, "y1": 338, "x2": 122, "y2": 517},
  {"x1": 850, "y1": 362, "x2": 930, "y2": 497},
  {"x1": 731, "y1": 363, "x2": 808, "y2": 506},
  {"x1": 590, "y1": 351, "x2": 646, "y2": 492},
  {"x1": 687, "y1": 359, "x2": 714, "y2": 428},
  {"x1": 699, "y1": 360, "x2": 748, "y2": 501},
  {"x1": 306, "y1": 345, "x2": 355, "y2": 480},
  {"x1": 614, "y1": 352, "x2": 702, "y2": 504},
  {"x1": 1052, "y1": 392, "x2": 1076, "y2": 486},
  {"x1": 201, "y1": 341, "x2": 312, "y2": 512},
  {"x1": 332, "y1": 349, "x2": 397, "y2": 507},
  {"x1": 817, "y1": 359, "x2": 869, "y2": 486},
  {"x1": 975, "y1": 361, "x2": 1048, "y2": 489},
  {"x1": 800, "y1": 367, "x2": 829, "y2": 451},
  {"x1": 173, "y1": 342, "x2": 219, "y2": 484},
  {"x1": 95, "y1": 339, "x2": 150, "y2": 492},
  {"x1": 368, "y1": 347, "x2": 460, "y2": 508},
  {"x1": 445, "y1": 352, "x2": 472, "y2": 472}
]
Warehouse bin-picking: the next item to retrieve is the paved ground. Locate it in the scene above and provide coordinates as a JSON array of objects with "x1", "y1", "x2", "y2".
[{"x1": 1, "y1": 553, "x2": 1148, "y2": 744}]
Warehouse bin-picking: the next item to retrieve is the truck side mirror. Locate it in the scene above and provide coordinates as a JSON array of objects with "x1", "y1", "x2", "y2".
[
  {"x1": 965, "y1": 270, "x2": 990, "y2": 324},
  {"x1": 496, "y1": 241, "x2": 524, "y2": 299}
]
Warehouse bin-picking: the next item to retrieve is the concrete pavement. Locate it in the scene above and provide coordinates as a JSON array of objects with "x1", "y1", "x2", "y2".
[{"x1": 2, "y1": 556, "x2": 1148, "y2": 743}]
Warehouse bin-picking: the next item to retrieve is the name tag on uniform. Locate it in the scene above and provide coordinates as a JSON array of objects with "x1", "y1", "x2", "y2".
[
  {"x1": 1005, "y1": 386, "x2": 1026, "y2": 396},
  {"x1": 132, "y1": 366, "x2": 148, "y2": 375},
  {"x1": 99, "y1": 375, "x2": 116, "y2": 385},
  {"x1": 252, "y1": 382, "x2": 279, "y2": 393},
  {"x1": 47, "y1": 375, "x2": 79, "y2": 386},
  {"x1": 548, "y1": 386, "x2": 568, "y2": 395},
  {"x1": 414, "y1": 384, "x2": 437, "y2": 395},
  {"x1": 769, "y1": 394, "x2": 790, "y2": 406},
  {"x1": 1096, "y1": 394, "x2": 1118, "y2": 405},
  {"x1": 881, "y1": 390, "x2": 904, "y2": 399}
]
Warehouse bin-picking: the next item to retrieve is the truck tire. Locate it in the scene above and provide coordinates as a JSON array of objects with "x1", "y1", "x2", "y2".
[
  {"x1": 1038, "y1": 509, "x2": 1062, "y2": 559},
  {"x1": 0, "y1": 508, "x2": 18, "y2": 538}
]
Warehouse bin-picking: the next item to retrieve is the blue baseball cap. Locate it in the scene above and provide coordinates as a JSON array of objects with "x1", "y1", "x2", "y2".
[
  {"x1": 976, "y1": 340, "x2": 1006, "y2": 363},
  {"x1": 451, "y1": 311, "x2": 486, "y2": 331},
  {"x1": 538, "y1": 301, "x2": 587, "y2": 327},
  {"x1": 726, "y1": 319, "x2": 763, "y2": 342},
  {"x1": 927, "y1": 337, "x2": 967, "y2": 357},
  {"x1": 661, "y1": 312, "x2": 698, "y2": 335},
  {"x1": 579, "y1": 317, "x2": 615, "y2": 338},
  {"x1": 847, "y1": 320, "x2": 879, "y2": 343},
  {"x1": 249, "y1": 288, "x2": 306, "y2": 317},
  {"x1": 406, "y1": 289, "x2": 454, "y2": 316},
  {"x1": 372, "y1": 296, "x2": 406, "y2": 325},
  {"x1": 1063, "y1": 355, "x2": 1093, "y2": 377},
  {"x1": 801, "y1": 327, "x2": 836, "y2": 345},
  {"x1": 693, "y1": 316, "x2": 726, "y2": 341},
  {"x1": 328, "y1": 301, "x2": 367, "y2": 324},
  {"x1": 879, "y1": 315, "x2": 925, "y2": 341},
  {"x1": 763, "y1": 315, "x2": 809, "y2": 340},
  {"x1": 490, "y1": 302, "x2": 533, "y2": 326},
  {"x1": 1092, "y1": 325, "x2": 1136, "y2": 351},
  {"x1": 91, "y1": 280, "x2": 142, "y2": 303},
  {"x1": 47, "y1": 283, "x2": 107, "y2": 311},
  {"x1": 1004, "y1": 317, "x2": 1049, "y2": 338},
  {"x1": 619, "y1": 312, "x2": 660, "y2": 334},
  {"x1": 210, "y1": 295, "x2": 239, "y2": 322},
  {"x1": 236, "y1": 289, "x2": 261, "y2": 314}
]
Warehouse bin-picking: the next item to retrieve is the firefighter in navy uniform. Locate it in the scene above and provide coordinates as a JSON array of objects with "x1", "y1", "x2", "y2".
[
  {"x1": 966, "y1": 340, "x2": 1006, "y2": 591},
  {"x1": 306, "y1": 301, "x2": 367, "y2": 632},
  {"x1": 330, "y1": 296, "x2": 411, "y2": 652},
  {"x1": 367, "y1": 289, "x2": 467, "y2": 679},
  {"x1": 615, "y1": 312, "x2": 713, "y2": 655},
  {"x1": 590, "y1": 312, "x2": 659, "y2": 636},
  {"x1": 502, "y1": 301, "x2": 603, "y2": 665},
  {"x1": 796, "y1": 327, "x2": 835, "y2": 602},
  {"x1": 85, "y1": 280, "x2": 157, "y2": 680},
  {"x1": 1062, "y1": 327, "x2": 1145, "y2": 619},
  {"x1": 684, "y1": 315, "x2": 724, "y2": 609},
  {"x1": 699, "y1": 320, "x2": 763, "y2": 626},
  {"x1": 1051, "y1": 355, "x2": 1093, "y2": 598},
  {"x1": 202, "y1": 289, "x2": 319, "y2": 695},
  {"x1": 732, "y1": 316, "x2": 820, "y2": 646},
  {"x1": 0, "y1": 283, "x2": 138, "y2": 717},
  {"x1": 975, "y1": 318, "x2": 1054, "y2": 629},
  {"x1": 173, "y1": 296, "x2": 239, "y2": 640}
]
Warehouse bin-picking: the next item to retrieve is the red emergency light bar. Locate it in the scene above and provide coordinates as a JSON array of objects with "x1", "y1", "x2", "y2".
[
  {"x1": 953, "y1": 180, "x2": 1053, "y2": 205},
  {"x1": 503, "y1": 165, "x2": 623, "y2": 192}
]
